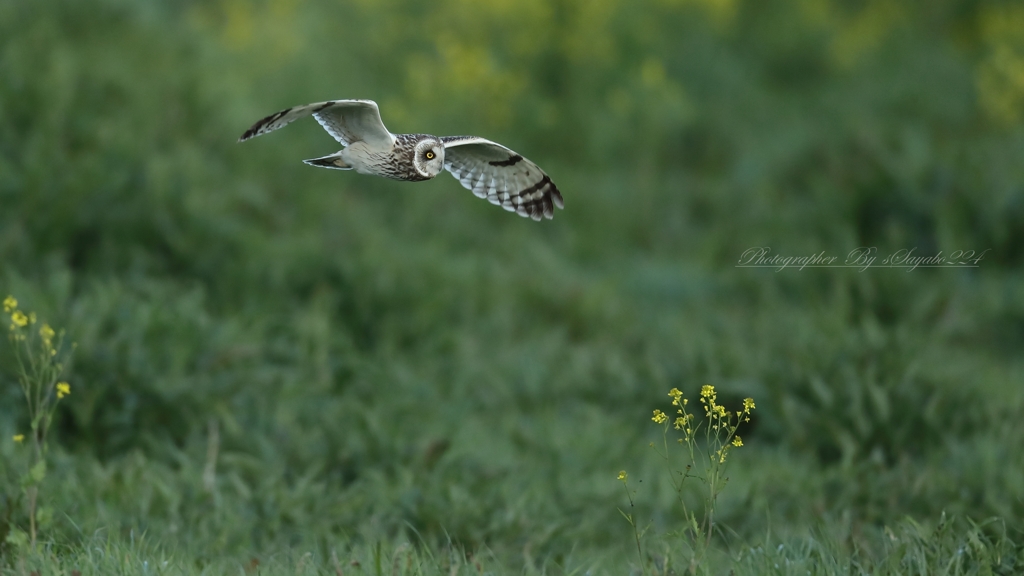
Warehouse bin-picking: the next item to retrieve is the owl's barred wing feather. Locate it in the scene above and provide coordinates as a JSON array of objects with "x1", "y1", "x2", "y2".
[
  {"x1": 238, "y1": 100, "x2": 393, "y2": 147},
  {"x1": 440, "y1": 136, "x2": 563, "y2": 221}
]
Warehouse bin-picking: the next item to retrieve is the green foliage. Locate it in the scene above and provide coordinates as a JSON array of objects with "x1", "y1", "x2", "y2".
[{"x1": 2, "y1": 0, "x2": 1024, "y2": 572}]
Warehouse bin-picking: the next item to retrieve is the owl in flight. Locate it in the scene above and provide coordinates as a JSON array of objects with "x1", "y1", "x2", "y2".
[{"x1": 239, "y1": 100, "x2": 563, "y2": 220}]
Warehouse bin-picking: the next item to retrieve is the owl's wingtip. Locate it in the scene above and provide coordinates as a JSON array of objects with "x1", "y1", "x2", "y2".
[
  {"x1": 237, "y1": 128, "x2": 258, "y2": 142},
  {"x1": 550, "y1": 183, "x2": 564, "y2": 210}
]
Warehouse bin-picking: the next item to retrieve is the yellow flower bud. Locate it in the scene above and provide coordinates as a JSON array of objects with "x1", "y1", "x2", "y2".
[{"x1": 11, "y1": 311, "x2": 28, "y2": 327}]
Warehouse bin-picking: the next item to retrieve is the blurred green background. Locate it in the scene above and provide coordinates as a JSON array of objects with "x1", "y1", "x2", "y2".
[{"x1": 2, "y1": 0, "x2": 1024, "y2": 571}]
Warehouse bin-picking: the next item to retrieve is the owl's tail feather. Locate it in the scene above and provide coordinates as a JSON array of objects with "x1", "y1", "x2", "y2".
[{"x1": 303, "y1": 153, "x2": 352, "y2": 170}]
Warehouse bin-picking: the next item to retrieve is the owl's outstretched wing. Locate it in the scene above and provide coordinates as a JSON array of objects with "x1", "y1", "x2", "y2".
[
  {"x1": 440, "y1": 136, "x2": 563, "y2": 221},
  {"x1": 238, "y1": 100, "x2": 394, "y2": 147}
]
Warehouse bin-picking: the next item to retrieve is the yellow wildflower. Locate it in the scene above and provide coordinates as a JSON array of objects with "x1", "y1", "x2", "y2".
[
  {"x1": 732, "y1": 436, "x2": 743, "y2": 447},
  {"x1": 56, "y1": 382, "x2": 71, "y2": 399},
  {"x1": 713, "y1": 405, "x2": 727, "y2": 418},
  {"x1": 2, "y1": 296, "x2": 16, "y2": 313},
  {"x1": 700, "y1": 385, "x2": 715, "y2": 399},
  {"x1": 11, "y1": 311, "x2": 28, "y2": 328},
  {"x1": 617, "y1": 470, "x2": 627, "y2": 481},
  {"x1": 13, "y1": 434, "x2": 24, "y2": 443},
  {"x1": 668, "y1": 387, "x2": 683, "y2": 405},
  {"x1": 652, "y1": 409, "x2": 667, "y2": 424},
  {"x1": 743, "y1": 398, "x2": 756, "y2": 412},
  {"x1": 41, "y1": 323, "x2": 55, "y2": 342}
]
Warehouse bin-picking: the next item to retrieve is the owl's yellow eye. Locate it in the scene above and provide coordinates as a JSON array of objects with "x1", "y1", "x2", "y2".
[{"x1": 425, "y1": 151, "x2": 435, "y2": 160}]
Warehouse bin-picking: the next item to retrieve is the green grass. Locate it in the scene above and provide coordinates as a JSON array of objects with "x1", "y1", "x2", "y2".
[
  {"x1": 6, "y1": 515, "x2": 1021, "y2": 575},
  {"x1": 3, "y1": 0, "x2": 1024, "y2": 573}
]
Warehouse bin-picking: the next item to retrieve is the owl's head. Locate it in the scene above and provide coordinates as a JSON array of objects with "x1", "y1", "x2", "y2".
[{"x1": 412, "y1": 137, "x2": 445, "y2": 179}]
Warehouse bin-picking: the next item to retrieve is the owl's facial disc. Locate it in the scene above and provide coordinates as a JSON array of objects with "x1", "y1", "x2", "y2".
[{"x1": 413, "y1": 139, "x2": 445, "y2": 178}]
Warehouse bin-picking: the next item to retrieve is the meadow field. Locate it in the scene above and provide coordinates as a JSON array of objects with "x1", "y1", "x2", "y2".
[{"x1": 2, "y1": 0, "x2": 1024, "y2": 573}]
